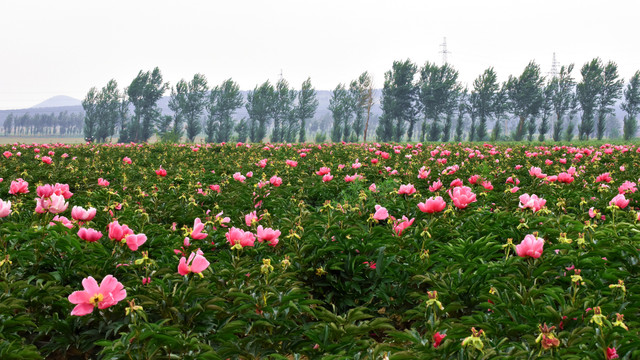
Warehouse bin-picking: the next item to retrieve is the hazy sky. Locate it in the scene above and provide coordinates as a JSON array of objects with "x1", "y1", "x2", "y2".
[{"x1": 1, "y1": 0, "x2": 639, "y2": 109}]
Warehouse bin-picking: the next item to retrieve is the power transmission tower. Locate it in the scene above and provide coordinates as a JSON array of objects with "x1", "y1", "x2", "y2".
[
  {"x1": 548, "y1": 52, "x2": 559, "y2": 78},
  {"x1": 439, "y1": 37, "x2": 450, "y2": 65}
]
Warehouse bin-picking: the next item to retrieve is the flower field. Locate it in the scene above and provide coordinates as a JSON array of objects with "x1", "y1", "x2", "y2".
[{"x1": 1, "y1": 141, "x2": 639, "y2": 359}]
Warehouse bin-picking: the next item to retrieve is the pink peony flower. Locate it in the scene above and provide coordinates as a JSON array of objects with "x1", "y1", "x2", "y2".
[
  {"x1": 68, "y1": 275, "x2": 126, "y2": 316},
  {"x1": 233, "y1": 172, "x2": 246, "y2": 182},
  {"x1": 433, "y1": 332, "x2": 446, "y2": 348},
  {"x1": 50, "y1": 215, "x2": 73, "y2": 229},
  {"x1": 516, "y1": 234, "x2": 544, "y2": 259},
  {"x1": 71, "y1": 206, "x2": 97, "y2": 222},
  {"x1": 373, "y1": 205, "x2": 389, "y2": 221},
  {"x1": 448, "y1": 186, "x2": 477, "y2": 209},
  {"x1": 35, "y1": 194, "x2": 68, "y2": 214},
  {"x1": 178, "y1": 250, "x2": 210, "y2": 276},
  {"x1": 316, "y1": 167, "x2": 331, "y2": 176},
  {"x1": 429, "y1": 180, "x2": 443, "y2": 192},
  {"x1": 398, "y1": 184, "x2": 416, "y2": 195},
  {"x1": 107, "y1": 221, "x2": 134, "y2": 241},
  {"x1": 519, "y1": 194, "x2": 547, "y2": 212},
  {"x1": 529, "y1": 166, "x2": 547, "y2": 179},
  {"x1": 0, "y1": 198, "x2": 11, "y2": 217},
  {"x1": 449, "y1": 178, "x2": 463, "y2": 188},
  {"x1": 190, "y1": 218, "x2": 208, "y2": 239},
  {"x1": 8, "y1": 178, "x2": 29, "y2": 195},
  {"x1": 286, "y1": 160, "x2": 298, "y2": 167},
  {"x1": 98, "y1": 178, "x2": 110, "y2": 187},
  {"x1": 557, "y1": 172, "x2": 574, "y2": 183},
  {"x1": 609, "y1": 194, "x2": 629, "y2": 209},
  {"x1": 78, "y1": 227, "x2": 103, "y2": 242},
  {"x1": 418, "y1": 166, "x2": 431, "y2": 179},
  {"x1": 122, "y1": 157, "x2": 132, "y2": 164},
  {"x1": 155, "y1": 168, "x2": 167, "y2": 177},
  {"x1": 417, "y1": 196, "x2": 446, "y2": 213},
  {"x1": 393, "y1": 216, "x2": 415, "y2": 236},
  {"x1": 226, "y1": 227, "x2": 256, "y2": 248},
  {"x1": 618, "y1": 181, "x2": 637, "y2": 194},
  {"x1": 596, "y1": 172, "x2": 612, "y2": 183},
  {"x1": 245, "y1": 211, "x2": 261, "y2": 227},
  {"x1": 256, "y1": 225, "x2": 281, "y2": 247},
  {"x1": 125, "y1": 233, "x2": 147, "y2": 251},
  {"x1": 369, "y1": 183, "x2": 378, "y2": 192},
  {"x1": 322, "y1": 174, "x2": 333, "y2": 182},
  {"x1": 270, "y1": 175, "x2": 283, "y2": 187}
]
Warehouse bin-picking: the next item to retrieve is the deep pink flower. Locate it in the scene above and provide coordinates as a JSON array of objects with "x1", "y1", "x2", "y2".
[
  {"x1": 316, "y1": 167, "x2": 331, "y2": 176},
  {"x1": 286, "y1": 160, "x2": 298, "y2": 167},
  {"x1": 557, "y1": 172, "x2": 574, "y2": 183},
  {"x1": 516, "y1": 234, "x2": 544, "y2": 259},
  {"x1": 418, "y1": 196, "x2": 446, "y2": 213},
  {"x1": 245, "y1": 211, "x2": 261, "y2": 227},
  {"x1": 398, "y1": 184, "x2": 416, "y2": 195},
  {"x1": 433, "y1": 332, "x2": 446, "y2": 348},
  {"x1": 596, "y1": 172, "x2": 612, "y2": 183},
  {"x1": 270, "y1": 175, "x2": 282, "y2": 187},
  {"x1": 468, "y1": 175, "x2": 480, "y2": 185},
  {"x1": 529, "y1": 166, "x2": 547, "y2": 179},
  {"x1": 68, "y1": 275, "x2": 126, "y2": 316},
  {"x1": 0, "y1": 199, "x2": 11, "y2": 218},
  {"x1": 78, "y1": 227, "x2": 103, "y2": 242},
  {"x1": 155, "y1": 168, "x2": 167, "y2": 177},
  {"x1": 481, "y1": 181, "x2": 493, "y2": 191},
  {"x1": 256, "y1": 225, "x2": 281, "y2": 247},
  {"x1": 519, "y1": 194, "x2": 547, "y2": 212},
  {"x1": 71, "y1": 206, "x2": 97, "y2": 222},
  {"x1": 418, "y1": 166, "x2": 431, "y2": 179},
  {"x1": 98, "y1": 178, "x2": 110, "y2": 187},
  {"x1": 393, "y1": 216, "x2": 414, "y2": 236},
  {"x1": 233, "y1": 172, "x2": 246, "y2": 182},
  {"x1": 373, "y1": 205, "x2": 389, "y2": 221},
  {"x1": 122, "y1": 157, "x2": 132, "y2": 164},
  {"x1": 8, "y1": 178, "x2": 29, "y2": 195},
  {"x1": 429, "y1": 180, "x2": 443, "y2": 192},
  {"x1": 178, "y1": 250, "x2": 210, "y2": 276},
  {"x1": 125, "y1": 233, "x2": 147, "y2": 251},
  {"x1": 448, "y1": 186, "x2": 477, "y2": 209},
  {"x1": 609, "y1": 194, "x2": 630, "y2": 209},
  {"x1": 191, "y1": 218, "x2": 208, "y2": 239},
  {"x1": 108, "y1": 221, "x2": 134, "y2": 241},
  {"x1": 618, "y1": 180, "x2": 637, "y2": 194},
  {"x1": 606, "y1": 347, "x2": 619, "y2": 359},
  {"x1": 449, "y1": 178, "x2": 463, "y2": 188},
  {"x1": 3, "y1": 151, "x2": 12, "y2": 158},
  {"x1": 226, "y1": 227, "x2": 256, "y2": 248},
  {"x1": 322, "y1": 174, "x2": 333, "y2": 182}
]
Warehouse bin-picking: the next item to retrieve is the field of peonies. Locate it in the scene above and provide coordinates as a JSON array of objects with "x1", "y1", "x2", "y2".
[{"x1": 0, "y1": 141, "x2": 639, "y2": 359}]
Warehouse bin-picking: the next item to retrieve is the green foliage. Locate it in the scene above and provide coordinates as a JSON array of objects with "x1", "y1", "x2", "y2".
[
  {"x1": 246, "y1": 81, "x2": 274, "y2": 142},
  {"x1": 126, "y1": 67, "x2": 169, "y2": 142},
  {"x1": 206, "y1": 78, "x2": 243, "y2": 143},
  {"x1": 622, "y1": 71, "x2": 640, "y2": 140},
  {"x1": 381, "y1": 59, "x2": 418, "y2": 142},
  {"x1": 506, "y1": 61, "x2": 545, "y2": 141}
]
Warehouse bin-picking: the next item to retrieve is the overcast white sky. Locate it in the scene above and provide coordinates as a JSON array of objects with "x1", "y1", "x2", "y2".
[{"x1": 1, "y1": 0, "x2": 638, "y2": 109}]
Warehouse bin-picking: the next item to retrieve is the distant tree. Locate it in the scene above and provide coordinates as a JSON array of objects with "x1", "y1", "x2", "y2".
[
  {"x1": 206, "y1": 78, "x2": 243, "y2": 143},
  {"x1": 235, "y1": 118, "x2": 249, "y2": 143},
  {"x1": 381, "y1": 59, "x2": 418, "y2": 141},
  {"x1": 95, "y1": 80, "x2": 121, "y2": 143},
  {"x1": 506, "y1": 61, "x2": 544, "y2": 141},
  {"x1": 246, "y1": 81, "x2": 274, "y2": 142},
  {"x1": 3, "y1": 113, "x2": 14, "y2": 136},
  {"x1": 576, "y1": 58, "x2": 604, "y2": 140},
  {"x1": 363, "y1": 75, "x2": 375, "y2": 142},
  {"x1": 471, "y1": 67, "x2": 498, "y2": 141},
  {"x1": 549, "y1": 64, "x2": 575, "y2": 141},
  {"x1": 349, "y1": 72, "x2": 373, "y2": 141},
  {"x1": 296, "y1": 77, "x2": 319, "y2": 143},
  {"x1": 622, "y1": 71, "x2": 640, "y2": 140},
  {"x1": 418, "y1": 62, "x2": 462, "y2": 142},
  {"x1": 270, "y1": 79, "x2": 296, "y2": 143},
  {"x1": 537, "y1": 83, "x2": 554, "y2": 141},
  {"x1": 174, "y1": 74, "x2": 209, "y2": 142},
  {"x1": 167, "y1": 80, "x2": 187, "y2": 140},
  {"x1": 596, "y1": 61, "x2": 623, "y2": 140},
  {"x1": 126, "y1": 67, "x2": 169, "y2": 142},
  {"x1": 329, "y1": 83, "x2": 350, "y2": 142},
  {"x1": 491, "y1": 84, "x2": 508, "y2": 141},
  {"x1": 565, "y1": 96, "x2": 579, "y2": 141},
  {"x1": 82, "y1": 87, "x2": 99, "y2": 142},
  {"x1": 454, "y1": 89, "x2": 468, "y2": 142}
]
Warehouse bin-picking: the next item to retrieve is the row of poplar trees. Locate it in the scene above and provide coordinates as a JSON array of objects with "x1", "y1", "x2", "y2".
[
  {"x1": 362, "y1": 58, "x2": 640, "y2": 142},
  {"x1": 82, "y1": 68, "x2": 319, "y2": 143}
]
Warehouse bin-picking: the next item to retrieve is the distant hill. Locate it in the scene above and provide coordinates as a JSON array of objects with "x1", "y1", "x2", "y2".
[{"x1": 32, "y1": 95, "x2": 82, "y2": 108}]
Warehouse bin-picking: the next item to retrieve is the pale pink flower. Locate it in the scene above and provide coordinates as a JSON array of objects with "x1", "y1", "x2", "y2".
[
  {"x1": 393, "y1": 216, "x2": 415, "y2": 236},
  {"x1": 50, "y1": 215, "x2": 73, "y2": 228},
  {"x1": 245, "y1": 211, "x2": 261, "y2": 227},
  {"x1": 0, "y1": 198, "x2": 11, "y2": 217},
  {"x1": 519, "y1": 194, "x2": 547, "y2": 212},
  {"x1": 322, "y1": 174, "x2": 333, "y2": 182},
  {"x1": 71, "y1": 206, "x2": 97, "y2": 222},
  {"x1": 125, "y1": 233, "x2": 147, "y2": 251},
  {"x1": 398, "y1": 184, "x2": 416, "y2": 195},
  {"x1": 286, "y1": 160, "x2": 298, "y2": 167},
  {"x1": 233, "y1": 172, "x2": 246, "y2": 182},
  {"x1": 373, "y1": 205, "x2": 389, "y2": 221},
  {"x1": 516, "y1": 234, "x2": 544, "y2": 259},
  {"x1": 618, "y1": 181, "x2": 637, "y2": 194},
  {"x1": 529, "y1": 166, "x2": 547, "y2": 179},
  {"x1": 226, "y1": 227, "x2": 256, "y2": 248},
  {"x1": 78, "y1": 227, "x2": 103, "y2": 242},
  {"x1": 270, "y1": 175, "x2": 283, "y2": 187},
  {"x1": 190, "y1": 218, "x2": 208, "y2": 239},
  {"x1": 481, "y1": 181, "x2": 493, "y2": 191},
  {"x1": 418, "y1": 166, "x2": 431, "y2": 179},
  {"x1": 417, "y1": 196, "x2": 446, "y2": 213},
  {"x1": 369, "y1": 183, "x2": 378, "y2": 192},
  {"x1": 609, "y1": 194, "x2": 630, "y2": 209},
  {"x1": 256, "y1": 225, "x2": 281, "y2": 247},
  {"x1": 68, "y1": 275, "x2": 126, "y2": 316},
  {"x1": 429, "y1": 180, "x2": 443, "y2": 192}
]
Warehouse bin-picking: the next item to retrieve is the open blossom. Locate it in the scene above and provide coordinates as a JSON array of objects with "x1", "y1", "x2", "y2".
[
  {"x1": 122, "y1": 156, "x2": 132, "y2": 164},
  {"x1": 178, "y1": 250, "x2": 210, "y2": 276},
  {"x1": 529, "y1": 166, "x2": 547, "y2": 179},
  {"x1": 108, "y1": 221, "x2": 134, "y2": 241},
  {"x1": 418, "y1": 196, "x2": 446, "y2": 213},
  {"x1": 398, "y1": 184, "x2": 416, "y2": 195},
  {"x1": 51, "y1": 215, "x2": 73, "y2": 228},
  {"x1": 609, "y1": 194, "x2": 629, "y2": 209},
  {"x1": 369, "y1": 183, "x2": 378, "y2": 192},
  {"x1": 125, "y1": 234, "x2": 147, "y2": 251},
  {"x1": 448, "y1": 186, "x2": 476, "y2": 209},
  {"x1": 516, "y1": 234, "x2": 544, "y2": 258},
  {"x1": 519, "y1": 194, "x2": 547, "y2": 212},
  {"x1": 9, "y1": 178, "x2": 29, "y2": 195},
  {"x1": 393, "y1": 216, "x2": 415, "y2": 236},
  {"x1": 36, "y1": 183, "x2": 72, "y2": 199},
  {"x1": 433, "y1": 332, "x2": 446, "y2": 348},
  {"x1": 373, "y1": 205, "x2": 389, "y2": 221},
  {"x1": 233, "y1": 172, "x2": 246, "y2": 182},
  {"x1": 68, "y1": 275, "x2": 126, "y2": 316},
  {"x1": 256, "y1": 225, "x2": 281, "y2": 246},
  {"x1": 78, "y1": 227, "x2": 103, "y2": 242},
  {"x1": 256, "y1": 159, "x2": 268, "y2": 168},
  {"x1": 481, "y1": 181, "x2": 493, "y2": 191},
  {"x1": 618, "y1": 180, "x2": 637, "y2": 194},
  {"x1": 286, "y1": 160, "x2": 298, "y2": 167},
  {"x1": 270, "y1": 175, "x2": 283, "y2": 187},
  {"x1": 596, "y1": 172, "x2": 612, "y2": 183},
  {"x1": 226, "y1": 227, "x2": 256, "y2": 248},
  {"x1": 557, "y1": 172, "x2": 574, "y2": 183},
  {"x1": 245, "y1": 211, "x2": 261, "y2": 226},
  {"x1": 449, "y1": 178, "x2": 463, "y2": 188},
  {"x1": 316, "y1": 167, "x2": 331, "y2": 176},
  {"x1": 429, "y1": 180, "x2": 443, "y2": 192},
  {"x1": 190, "y1": 218, "x2": 208, "y2": 239},
  {"x1": 98, "y1": 178, "x2": 110, "y2": 187},
  {"x1": 468, "y1": 175, "x2": 480, "y2": 185},
  {"x1": 322, "y1": 174, "x2": 333, "y2": 182},
  {"x1": 418, "y1": 166, "x2": 431, "y2": 179},
  {"x1": 35, "y1": 194, "x2": 68, "y2": 214},
  {"x1": 71, "y1": 206, "x2": 97, "y2": 222},
  {"x1": 41, "y1": 156, "x2": 53, "y2": 164},
  {"x1": 0, "y1": 199, "x2": 11, "y2": 217},
  {"x1": 155, "y1": 168, "x2": 167, "y2": 177},
  {"x1": 606, "y1": 347, "x2": 619, "y2": 360}
]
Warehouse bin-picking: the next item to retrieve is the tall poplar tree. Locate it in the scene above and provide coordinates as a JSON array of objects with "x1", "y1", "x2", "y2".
[
  {"x1": 246, "y1": 81, "x2": 274, "y2": 142},
  {"x1": 549, "y1": 64, "x2": 575, "y2": 141},
  {"x1": 206, "y1": 78, "x2": 243, "y2": 143},
  {"x1": 506, "y1": 61, "x2": 544, "y2": 141},
  {"x1": 622, "y1": 71, "x2": 640, "y2": 140},
  {"x1": 596, "y1": 61, "x2": 623, "y2": 140},
  {"x1": 380, "y1": 59, "x2": 417, "y2": 142},
  {"x1": 471, "y1": 67, "x2": 498, "y2": 141},
  {"x1": 296, "y1": 77, "x2": 319, "y2": 143},
  {"x1": 126, "y1": 67, "x2": 168, "y2": 142},
  {"x1": 576, "y1": 58, "x2": 604, "y2": 140}
]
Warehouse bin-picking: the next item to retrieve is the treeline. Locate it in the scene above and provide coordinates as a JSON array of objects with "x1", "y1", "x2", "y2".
[
  {"x1": 368, "y1": 58, "x2": 640, "y2": 142},
  {"x1": 83, "y1": 69, "x2": 319, "y2": 143},
  {"x1": 2, "y1": 111, "x2": 84, "y2": 136}
]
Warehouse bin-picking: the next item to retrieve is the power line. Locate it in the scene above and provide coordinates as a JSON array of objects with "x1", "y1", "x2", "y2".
[{"x1": 439, "y1": 37, "x2": 450, "y2": 65}]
